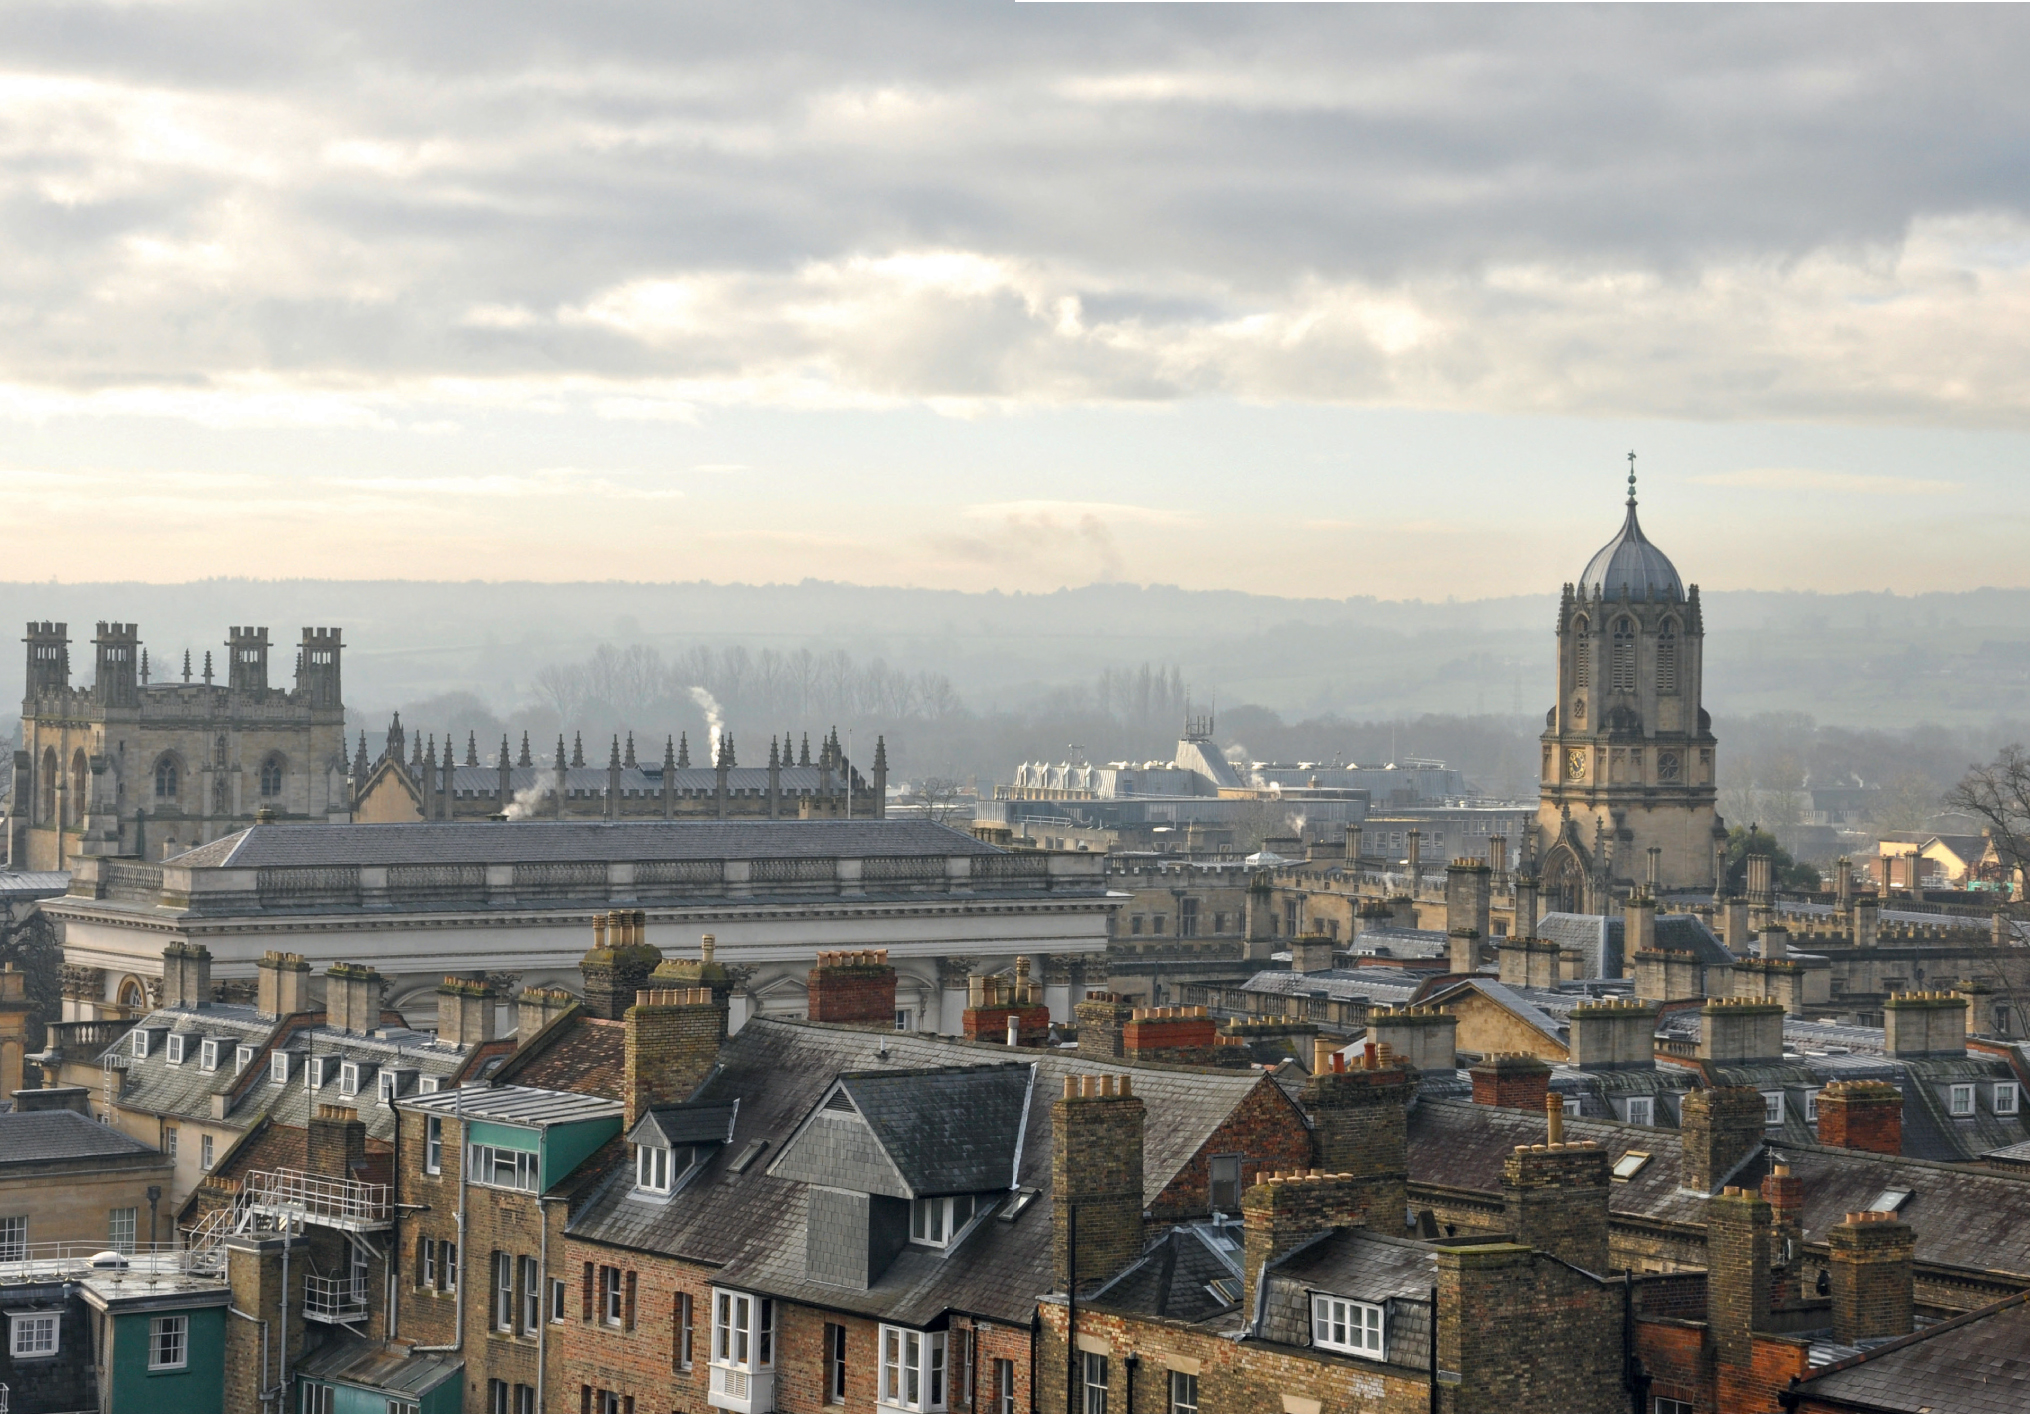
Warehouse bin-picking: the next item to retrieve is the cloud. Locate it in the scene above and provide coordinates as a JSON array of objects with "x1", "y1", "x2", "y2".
[{"x1": 1692, "y1": 467, "x2": 1962, "y2": 495}]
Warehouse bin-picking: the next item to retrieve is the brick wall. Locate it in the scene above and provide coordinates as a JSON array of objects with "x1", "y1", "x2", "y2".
[
  {"x1": 1052, "y1": 1076, "x2": 1144, "y2": 1293},
  {"x1": 1634, "y1": 1318, "x2": 1709, "y2": 1414},
  {"x1": 1500, "y1": 1141, "x2": 1610, "y2": 1273},
  {"x1": 1240, "y1": 1171, "x2": 1364, "y2": 1315},
  {"x1": 1435, "y1": 1243, "x2": 1625, "y2": 1414},
  {"x1": 623, "y1": 989, "x2": 727, "y2": 1125},
  {"x1": 1122, "y1": 1007, "x2": 1219, "y2": 1065},
  {"x1": 807, "y1": 952, "x2": 898, "y2": 1026},
  {"x1": 1705, "y1": 1188, "x2": 1770, "y2": 1369},
  {"x1": 1681, "y1": 1087, "x2": 1767, "y2": 1194},
  {"x1": 963, "y1": 1003, "x2": 1050, "y2": 1046},
  {"x1": 1815, "y1": 1080, "x2": 1902, "y2": 1156},
  {"x1": 1469, "y1": 1054, "x2": 1551, "y2": 1111},
  {"x1": 1828, "y1": 1212, "x2": 1914, "y2": 1344},
  {"x1": 1149, "y1": 1075, "x2": 1312, "y2": 1223},
  {"x1": 1075, "y1": 995, "x2": 1130, "y2": 1059}
]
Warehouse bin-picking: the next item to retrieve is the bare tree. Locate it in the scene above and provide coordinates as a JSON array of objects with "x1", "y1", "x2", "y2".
[
  {"x1": 915, "y1": 776, "x2": 968, "y2": 826},
  {"x1": 1946, "y1": 745, "x2": 2030, "y2": 889}
]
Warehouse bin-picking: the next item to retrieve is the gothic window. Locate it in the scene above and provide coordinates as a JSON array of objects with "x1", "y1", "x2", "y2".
[
  {"x1": 213, "y1": 779, "x2": 231, "y2": 814},
  {"x1": 214, "y1": 735, "x2": 228, "y2": 769},
  {"x1": 1657, "y1": 619, "x2": 1679, "y2": 695},
  {"x1": 154, "y1": 757, "x2": 180, "y2": 801},
  {"x1": 40, "y1": 747, "x2": 56, "y2": 822},
  {"x1": 259, "y1": 755, "x2": 285, "y2": 797},
  {"x1": 1610, "y1": 617, "x2": 1636, "y2": 694},
  {"x1": 1572, "y1": 617, "x2": 1590, "y2": 688},
  {"x1": 70, "y1": 749, "x2": 87, "y2": 825}
]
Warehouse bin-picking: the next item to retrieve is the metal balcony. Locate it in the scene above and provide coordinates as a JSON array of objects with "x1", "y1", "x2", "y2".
[
  {"x1": 302, "y1": 1274, "x2": 369, "y2": 1325},
  {"x1": 240, "y1": 1168, "x2": 392, "y2": 1231}
]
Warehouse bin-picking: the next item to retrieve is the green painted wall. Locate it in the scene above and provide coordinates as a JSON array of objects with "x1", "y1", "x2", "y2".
[
  {"x1": 466, "y1": 1120, "x2": 538, "y2": 1153},
  {"x1": 299, "y1": 1372, "x2": 462, "y2": 1414},
  {"x1": 106, "y1": 1304, "x2": 225, "y2": 1414},
  {"x1": 541, "y1": 1116, "x2": 622, "y2": 1189}
]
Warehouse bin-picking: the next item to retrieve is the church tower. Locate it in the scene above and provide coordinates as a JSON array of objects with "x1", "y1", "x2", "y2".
[{"x1": 1535, "y1": 460, "x2": 1724, "y2": 913}]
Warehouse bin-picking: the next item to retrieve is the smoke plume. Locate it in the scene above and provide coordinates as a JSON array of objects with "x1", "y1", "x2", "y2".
[
  {"x1": 689, "y1": 686, "x2": 724, "y2": 762},
  {"x1": 502, "y1": 779, "x2": 554, "y2": 821}
]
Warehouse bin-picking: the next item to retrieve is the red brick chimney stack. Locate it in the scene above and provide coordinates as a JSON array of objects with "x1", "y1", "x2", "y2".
[{"x1": 806, "y1": 949, "x2": 898, "y2": 1027}]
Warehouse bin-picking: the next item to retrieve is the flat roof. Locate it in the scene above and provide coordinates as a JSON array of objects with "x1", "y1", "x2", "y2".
[{"x1": 399, "y1": 1083, "x2": 623, "y2": 1128}]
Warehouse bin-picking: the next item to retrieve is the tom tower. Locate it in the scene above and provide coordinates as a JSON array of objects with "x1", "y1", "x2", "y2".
[{"x1": 1535, "y1": 463, "x2": 1725, "y2": 912}]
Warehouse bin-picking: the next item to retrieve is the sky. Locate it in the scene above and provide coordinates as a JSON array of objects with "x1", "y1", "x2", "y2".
[{"x1": 5, "y1": 2, "x2": 2030, "y2": 598}]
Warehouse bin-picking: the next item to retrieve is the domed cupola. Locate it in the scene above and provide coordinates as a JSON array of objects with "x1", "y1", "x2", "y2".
[{"x1": 1579, "y1": 460, "x2": 1683, "y2": 600}]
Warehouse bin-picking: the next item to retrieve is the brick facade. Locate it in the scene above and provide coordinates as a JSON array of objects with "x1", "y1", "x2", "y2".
[
  {"x1": 1828, "y1": 1211, "x2": 1914, "y2": 1345},
  {"x1": 1052, "y1": 1075, "x2": 1145, "y2": 1293},
  {"x1": 806, "y1": 950, "x2": 898, "y2": 1025},
  {"x1": 1500, "y1": 1140, "x2": 1610, "y2": 1273},
  {"x1": 1469, "y1": 1053, "x2": 1551, "y2": 1110},
  {"x1": 1815, "y1": 1080, "x2": 1902, "y2": 1156}
]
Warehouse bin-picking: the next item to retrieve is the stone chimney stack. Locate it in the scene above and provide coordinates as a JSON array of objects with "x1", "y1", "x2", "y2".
[
  {"x1": 1303, "y1": 1045, "x2": 1410, "y2": 1227},
  {"x1": 1834, "y1": 857, "x2": 1853, "y2": 909},
  {"x1": 1762, "y1": 1163, "x2": 1804, "y2": 1301},
  {"x1": 1241, "y1": 1169, "x2": 1363, "y2": 1319},
  {"x1": 1883, "y1": 990, "x2": 1968, "y2": 1059},
  {"x1": 1569, "y1": 1000, "x2": 1658, "y2": 1070},
  {"x1": 1290, "y1": 933, "x2": 1338, "y2": 974},
  {"x1": 1448, "y1": 927, "x2": 1481, "y2": 976},
  {"x1": 1445, "y1": 859, "x2": 1491, "y2": 940},
  {"x1": 1697, "y1": 999, "x2": 1785, "y2": 1064},
  {"x1": 579, "y1": 910, "x2": 663, "y2": 1020},
  {"x1": 806, "y1": 950, "x2": 898, "y2": 1027},
  {"x1": 436, "y1": 976, "x2": 496, "y2": 1048},
  {"x1": 1815, "y1": 1080, "x2": 1903, "y2": 1156},
  {"x1": 1850, "y1": 895, "x2": 1880, "y2": 950},
  {"x1": 1075, "y1": 992, "x2": 1132, "y2": 1060},
  {"x1": 1052, "y1": 1073, "x2": 1145, "y2": 1294},
  {"x1": 1513, "y1": 873, "x2": 1539, "y2": 939},
  {"x1": 515, "y1": 986, "x2": 577, "y2": 1043},
  {"x1": 1759, "y1": 925, "x2": 1789, "y2": 961},
  {"x1": 1721, "y1": 896, "x2": 1750, "y2": 954},
  {"x1": 1680, "y1": 1087, "x2": 1767, "y2": 1195},
  {"x1": 161, "y1": 942, "x2": 213, "y2": 1010},
  {"x1": 1745, "y1": 852, "x2": 1774, "y2": 909},
  {"x1": 623, "y1": 987, "x2": 729, "y2": 1128},
  {"x1": 1243, "y1": 875, "x2": 1277, "y2": 961},
  {"x1": 1366, "y1": 1007, "x2": 1456, "y2": 1074},
  {"x1": 307, "y1": 1103, "x2": 367, "y2": 1182},
  {"x1": 1828, "y1": 1211, "x2": 1916, "y2": 1345},
  {"x1": 325, "y1": 964, "x2": 383, "y2": 1036},
  {"x1": 1706, "y1": 1185, "x2": 1773, "y2": 1373},
  {"x1": 1469, "y1": 1053, "x2": 1552, "y2": 1111},
  {"x1": 255, "y1": 951, "x2": 312, "y2": 1020},
  {"x1": 1500, "y1": 1104, "x2": 1611, "y2": 1271},
  {"x1": 1624, "y1": 891, "x2": 1658, "y2": 961}
]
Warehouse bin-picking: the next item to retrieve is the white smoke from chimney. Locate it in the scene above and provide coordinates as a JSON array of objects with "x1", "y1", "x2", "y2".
[
  {"x1": 502, "y1": 779, "x2": 554, "y2": 821},
  {"x1": 689, "y1": 686, "x2": 724, "y2": 762}
]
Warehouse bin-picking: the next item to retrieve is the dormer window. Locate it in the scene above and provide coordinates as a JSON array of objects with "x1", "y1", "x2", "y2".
[
  {"x1": 909, "y1": 1196, "x2": 976, "y2": 1248},
  {"x1": 339, "y1": 1061, "x2": 363, "y2": 1097},
  {"x1": 199, "y1": 1038, "x2": 222, "y2": 1072},
  {"x1": 307, "y1": 1056, "x2": 334, "y2": 1089},
  {"x1": 637, "y1": 1143, "x2": 675, "y2": 1194},
  {"x1": 1311, "y1": 1295, "x2": 1383, "y2": 1358},
  {"x1": 165, "y1": 1033, "x2": 187, "y2": 1065},
  {"x1": 236, "y1": 1044, "x2": 256, "y2": 1073},
  {"x1": 131, "y1": 1029, "x2": 153, "y2": 1059},
  {"x1": 270, "y1": 1052, "x2": 292, "y2": 1085},
  {"x1": 378, "y1": 1070, "x2": 402, "y2": 1104}
]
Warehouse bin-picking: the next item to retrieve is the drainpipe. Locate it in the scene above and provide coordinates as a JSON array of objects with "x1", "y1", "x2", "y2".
[
  {"x1": 228, "y1": 1306, "x2": 271, "y2": 1414},
  {"x1": 537, "y1": 1191, "x2": 553, "y2": 1414},
  {"x1": 280, "y1": 1235, "x2": 292, "y2": 1394},
  {"x1": 1123, "y1": 1352, "x2": 1138, "y2": 1414},
  {"x1": 1427, "y1": 1284, "x2": 1437, "y2": 1414},
  {"x1": 1065, "y1": 1208, "x2": 1077, "y2": 1414}
]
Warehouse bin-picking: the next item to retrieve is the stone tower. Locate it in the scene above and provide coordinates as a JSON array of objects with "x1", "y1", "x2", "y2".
[{"x1": 1535, "y1": 460, "x2": 1725, "y2": 912}]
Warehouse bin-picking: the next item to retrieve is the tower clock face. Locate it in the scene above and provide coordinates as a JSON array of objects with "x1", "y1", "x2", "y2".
[
  {"x1": 1566, "y1": 748, "x2": 1588, "y2": 781},
  {"x1": 1657, "y1": 752, "x2": 1682, "y2": 782}
]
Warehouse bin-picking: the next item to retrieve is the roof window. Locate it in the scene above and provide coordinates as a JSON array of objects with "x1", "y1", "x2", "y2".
[
  {"x1": 1610, "y1": 1151, "x2": 1652, "y2": 1181},
  {"x1": 1869, "y1": 1188, "x2": 1912, "y2": 1213}
]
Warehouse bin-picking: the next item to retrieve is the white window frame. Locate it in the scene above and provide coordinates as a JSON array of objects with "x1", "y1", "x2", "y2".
[
  {"x1": 302, "y1": 1384, "x2": 336, "y2": 1414},
  {"x1": 1949, "y1": 1083, "x2": 1976, "y2": 1118},
  {"x1": 132, "y1": 1029, "x2": 152, "y2": 1059},
  {"x1": 421, "y1": 1239, "x2": 437, "y2": 1290},
  {"x1": 1169, "y1": 1370, "x2": 1198, "y2": 1414},
  {"x1": 520, "y1": 1255, "x2": 540, "y2": 1334},
  {"x1": 236, "y1": 1044, "x2": 256, "y2": 1073},
  {"x1": 0, "y1": 1214, "x2": 26, "y2": 1262},
  {"x1": 1762, "y1": 1091, "x2": 1785, "y2": 1126},
  {"x1": 165, "y1": 1033, "x2": 187, "y2": 1065},
  {"x1": 425, "y1": 1116, "x2": 443, "y2": 1175},
  {"x1": 550, "y1": 1278, "x2": 569, "y2": 1325},
  {"x1": 1080, "y1": 1350, "x2": 1107, "y2": 1414},
  {"x1": 909, "y1": 1195, "x2": 976, "y2": 1249},
  {"x1": 109, "y1": 1207, "x2": 137, "y2": 1253},
  {"x1": 636, "y1": 1143, "x2": 673, "y2": 1194},
  {"x1": 1804, "y1": 1089, "x2": 1821, "y2": 1123},
  {"x1": 1311, "y1": 1294, "x2": 1384, "y2": 1358},
  {"x1": 148, "y1": 1314, "x2": 189, "y2": 1371},
  {"x1": 494, "y1": 1252, "x2": 514, "y2": 1332},
  {"x1": 419, "y1": 1076, "x2": 442, "y2": 1095},
  {"x1": 1625, "y1": 1096, "x2": 1654, "y2": 1127},
  {"x1": 10, "y1": 1311, "x2": 60, "y2": 1358},
  {"x1": 712, "y1": 1289, "x2": 774, "y2": 1374},
  {"x1": 468, "y1": 1143, "x2": 539, "y2": 1193},
  {"x1": 602, "y1": 1265, "x2": 623, "y2": 1327},
  {"x1": 339, "y1": 1061, "x2": 362, "y2": 1097},
  {"x1": 1997, "y1": 1083, "x2": 2021, "y2": 1116},
  {"x1": 308, "y1": 1056, "x2": 333, "y2": 1089},
  {"x1": 270, "y1": 1052, "x2": 291, "y2": 1086},
  {"x1": 199, "y1": 1038, "x2": 222, "y2": 1072},
  {"x1": 201, "y1": 1133, "x2": 215, "y2": 1171},
  {"x1": 378, "y1": 1071, "x2": 401, "y2": 1104},
  {"x1": 165, "y1": 1126, "x2": 179, "y2": 1159},
  {"x1": 879, "y1": 1324, "x2": 948, "y2": 1412}
]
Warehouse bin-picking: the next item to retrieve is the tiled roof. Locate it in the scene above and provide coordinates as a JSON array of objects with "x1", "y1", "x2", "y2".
[
  {"x1": 1270, "y1": 1227, "x2": 1438, "y2": 1304},
  {"x1": 1406, "y1": 1100, "x2": 2030, "y2": 1278},
  {"x1": 565, "y1": 1018, "x2": 1278, "y2": 1327},
  {"x1": 169, "y1": 819, "x2": 1003, "y2": 869},
  {"x1": 0, "y1": 1109, "x2": 163, "y2": 1164},
  {"x1": 1088, "y1": 1222, "x2": 1243, "y2": 1324},
  {"x1": 492, "y1": 1014, "x2": 626, "y2": 1101},
  {"x1": 1796, "y1": 1291, "x2": 2030, "y2": 1413}
]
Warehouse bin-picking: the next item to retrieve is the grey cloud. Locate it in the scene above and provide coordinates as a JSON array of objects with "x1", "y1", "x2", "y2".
[{"x1": 1, "y1": 3, "x2": 2029, "y2": 418}]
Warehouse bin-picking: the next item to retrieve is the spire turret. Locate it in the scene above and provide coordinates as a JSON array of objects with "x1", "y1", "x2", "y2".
[
  {"x1": 571, "y1": 731, "x2": 584, "y2": 768},
  {"x1": 518, "y1": 730, "x2": 532, "y2": 767}
]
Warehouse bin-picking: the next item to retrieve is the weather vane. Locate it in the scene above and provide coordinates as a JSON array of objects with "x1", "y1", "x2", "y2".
[{"x1": 1626, "y1": 450, "x2": 1638, "y2": 505}]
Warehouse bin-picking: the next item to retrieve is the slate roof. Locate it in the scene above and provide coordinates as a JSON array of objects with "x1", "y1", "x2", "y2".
[
  {"x1": 1270, "y1": 1226, "x2": 1439, "y2": 1304},
  {"x1": 441, "y1": 763, "x2": 843, "y2": 800},
  {"x1": 1347, "y1": 925, "x2": 1449, "y2": 959},
  {"x1": 565, "y1": 1017, "x2": 1286, "y2": 1327},
  {"x1": 0, "y1": 869, "x2": 70, "y2": 900},
  {"x1": 771, "y1": 1066, "x2": 1033, "y2": 1198},
  {"x1": 1794, "y1": 1291, "x2": 2030, "y2": 1413},
  {"x1": 1422, "y1": 978, "x2": 1569, "y2": 1048},
  {"x1": 170, "y1": 819, "x2": 1003, "y2": 870},
  {"x1": 1405, "y1": 1100, "x2": 2030, "y2": 1279},
  {"x1": 633, "y1": 1101, "x2": 739, "y2": 1149},
  {"x1": 1240, "y1": 968, "x2": 1425, "y2": 1008},
  {"x1": 1086, "y1": 1221, "x2": 1244, "y2": 1325},
  {"x1": 492, "y1": 1013, "x2": 626, "y2": 1100},
  {"x1": 0, "y1": 1109, "x2": 164, "y2": 1165}
]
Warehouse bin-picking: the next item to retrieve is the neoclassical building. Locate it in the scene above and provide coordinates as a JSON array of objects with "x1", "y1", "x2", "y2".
[
  {"x1": 1536, "y1": 470, "x2": 1726, "y2": 911},
  {"x1": 6, "y1": 622, "x2": 350, "y2": 871}
]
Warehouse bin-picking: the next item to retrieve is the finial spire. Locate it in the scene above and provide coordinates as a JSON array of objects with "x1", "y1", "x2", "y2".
[{"x1": 1626, "y1": 450, "x2": 1638, "y2": 507}]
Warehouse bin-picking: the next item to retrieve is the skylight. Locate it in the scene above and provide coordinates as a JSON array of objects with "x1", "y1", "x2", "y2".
[
  {"x1": 1611, "y1": 1151, "x2": 1652, "y2": 1181},
  {"x1": 1869, "y1": 1189, "x2": 1912, "y2": 1213}
]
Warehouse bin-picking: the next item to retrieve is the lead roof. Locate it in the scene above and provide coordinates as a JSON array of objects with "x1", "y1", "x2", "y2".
[{"x1": 0, "y1": 1109, "x2": 164, "y2": 1165}]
